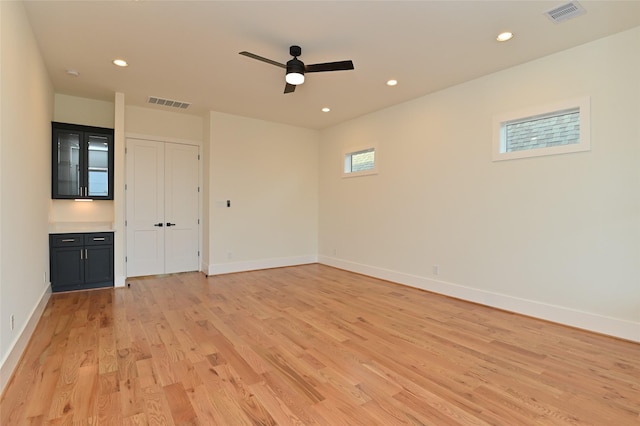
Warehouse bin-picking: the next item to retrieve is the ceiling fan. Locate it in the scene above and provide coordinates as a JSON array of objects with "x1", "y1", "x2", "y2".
[{"x1": 239, "y1": 45, "x2": 354, "y2": 94}]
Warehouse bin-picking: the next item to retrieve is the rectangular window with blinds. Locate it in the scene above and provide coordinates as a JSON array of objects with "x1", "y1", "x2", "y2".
[
  {"x1": 343, "y1": 147, "x2": 377, "y2": 177},
  {"x1": 493, "y1": 97, "x2": 590, "y2": 161}
]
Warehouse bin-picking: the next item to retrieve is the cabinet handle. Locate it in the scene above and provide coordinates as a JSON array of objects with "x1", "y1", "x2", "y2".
[
  {"x1": 93, "y1": 237, "x2": 106, "y2": 241},
  {"x1": 166, "y1": 223, "x2": 176, "y2": 227},
  {"x1": 80, "y1": 249, "x2": 84, "y2": 260},
  {"x1": 154, "y1": 223, "x2": 164, "y2": 227},
  {"x1": 85, "y1": 249, "x2": 88, "y2": 259},
  {"x1": 61, "y1": 239, "x2": 75, "y2": 242}
]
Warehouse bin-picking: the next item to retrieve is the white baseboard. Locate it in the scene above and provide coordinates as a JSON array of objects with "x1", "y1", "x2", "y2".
[
  {"x1": 0, "y1": 285, "x2": 51, "y2": 395},
  {"x1": 114, "y1": 275, "x2": 127, "y2": 288},
  {"x1": 207, "y1": 255, "x2": 318, "y2": 276},
  {"x1": 319, "y1": 256, "x2": 639, "y2": 343}
]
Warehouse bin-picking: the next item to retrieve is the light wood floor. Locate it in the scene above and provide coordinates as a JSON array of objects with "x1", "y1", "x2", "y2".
[{"x1": 1, "y1": 264, "x2": 639, "y2": 425}]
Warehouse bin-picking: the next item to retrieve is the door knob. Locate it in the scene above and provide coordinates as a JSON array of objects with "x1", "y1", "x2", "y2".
[
  {"x1": 166, "y1": 223, "x2": 176, "y2": 227},
  {"x1": 154, "y1": 223, "x2": 164, "y2": 227}
]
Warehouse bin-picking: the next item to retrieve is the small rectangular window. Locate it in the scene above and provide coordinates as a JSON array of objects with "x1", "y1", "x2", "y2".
[
  {"x1": 493, "y1": 97, "x2": 590, "y2": 161},
  {"x1": 343, "y1": 147, "x2": 376, "y2": 177}
]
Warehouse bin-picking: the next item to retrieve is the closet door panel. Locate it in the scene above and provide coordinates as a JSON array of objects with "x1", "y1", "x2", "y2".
[
  {"x1": 126, "y1": 139, "x2": 166, "y2": 277},
  {"x1": 164, "y1": 143, "x2": 199, "y2": 274}
]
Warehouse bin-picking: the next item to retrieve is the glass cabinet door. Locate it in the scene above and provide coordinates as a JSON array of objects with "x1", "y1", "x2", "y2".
[
  {"x1": 52, "y1": 122, "x2": 114, "y2": 200},
  {"x1": 56, "y1": 131, "x2": 82, "y2": 197},
  {"x1": 87, "y1": 135, "x2": 111, "y2": 197}
]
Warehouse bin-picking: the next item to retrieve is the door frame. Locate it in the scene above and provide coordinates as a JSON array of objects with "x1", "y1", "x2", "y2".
[{"x1": 124, "y1": 133, "x2": 203, "y2": 278}]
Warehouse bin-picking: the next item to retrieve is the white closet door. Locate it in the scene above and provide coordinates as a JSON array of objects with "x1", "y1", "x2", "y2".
[
  {"x1": 164, "y1": 143, "x2": 199, "y2": 274},
  {"x1": 126, "y1": 139, "x2": 165, "y2": 277},
  {"x1": 126, "y1": 139, "x2": 199, "y2": 277}
]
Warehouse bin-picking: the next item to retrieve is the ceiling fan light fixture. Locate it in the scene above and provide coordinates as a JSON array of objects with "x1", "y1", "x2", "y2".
[{"x1": 286, "y1": 72, "x2": 305, "y2": 85}]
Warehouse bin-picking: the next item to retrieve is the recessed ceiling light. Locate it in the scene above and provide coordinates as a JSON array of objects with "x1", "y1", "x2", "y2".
[
  {"x1": 386, "y1": 79, "x2": 398, "y2": 86},
  {"x1": 496, "y1": 32, "x2": 514, "y2": 42},
  {"x1": 321, "y1": 107, "x2": 331, "y2": 113},
  {"x1": 66, "y1": 69, "x2": 79, "y2": 77},
  {"x1": 113, "y1": 59, "x2": 128, "y2": 67}
]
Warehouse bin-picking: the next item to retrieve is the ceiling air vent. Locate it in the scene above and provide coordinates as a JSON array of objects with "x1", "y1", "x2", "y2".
[
  {"x1": 148, "y1": 96, "x2": 191, "y2": 110},
  {"x1": 544, "y1": 1, "x2": 586, "y2": 23}
]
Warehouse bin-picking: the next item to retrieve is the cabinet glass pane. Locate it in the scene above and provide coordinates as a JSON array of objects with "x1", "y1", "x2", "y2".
[
  {"x1": 56, "y1": 132, "x2": 81, "y2": 197},
  {"x1": 87, "y1": 135, "x2": 110, "y2": 197}
]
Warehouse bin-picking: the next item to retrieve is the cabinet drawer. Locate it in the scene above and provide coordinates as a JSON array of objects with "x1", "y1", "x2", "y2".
[
  {"x1": 83, "y1": 232, "x2": 113, "y2": 246},
  {"x1": 50, "y1": 234, "x2": 83, "y2": 247},
  {"x1": 84, "y1": 232, "x2": 113, "y2": 246}
]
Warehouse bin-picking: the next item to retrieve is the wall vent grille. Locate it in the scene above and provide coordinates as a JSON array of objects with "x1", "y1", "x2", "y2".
[
  {"x1": 544, "y1": 1, "x2": 586, "y2": 23},
  {"x1": 148, "y1": 96, "x2": 191, "y2": 109}
]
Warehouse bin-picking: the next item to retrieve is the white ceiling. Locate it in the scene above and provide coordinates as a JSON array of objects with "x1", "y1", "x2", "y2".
[{"x1": 23, "y1": 1, "x2": 640, "y2": 129}]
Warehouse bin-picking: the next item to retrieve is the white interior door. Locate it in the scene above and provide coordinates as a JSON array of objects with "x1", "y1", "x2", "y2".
[
  {"x1": 126, "y1": 139, "x2": 165, "y2": 277},
  {"x1": 164, "y1": 143, "x2": 199, "y2": 274},
  {"x1": 126, "y1": 139, "x2": 199, "y2": 277}
]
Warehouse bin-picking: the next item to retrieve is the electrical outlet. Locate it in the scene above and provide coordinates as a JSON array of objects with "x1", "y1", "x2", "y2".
[
  {"x1": 433, "y1": 265, "x2": 440, "y2": 275},
  {"x1": 227, "y1": 250, "x2": 233, "y2": 260},
  {"x1": 10, "y1": 314, "x2": 15, "y2": 331},
  {"x1": 332, "y1": 248, "x2": 337, "y2": 256},
  {"x1": 43, "y1": 271, "x2": 47, "y2": 283}
]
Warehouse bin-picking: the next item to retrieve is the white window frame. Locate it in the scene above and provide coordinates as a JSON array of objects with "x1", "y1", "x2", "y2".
[
  {"x1": 492, "y1": 96, "x2": 590, "y2": 161},
  {"x1": 342, "y1": 146, "x2": 378, "y2": 178}
]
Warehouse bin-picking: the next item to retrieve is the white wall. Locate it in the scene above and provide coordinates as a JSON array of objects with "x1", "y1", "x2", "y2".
[
  {"x1": 319, "y1": 27, "x2": 640, "y2": 341},
  {"x1": 207, "y1": 112, "x2": 319, "y2": 274},
  {"x1": 54, "y1": 93, "x2": 114, "y2": 128},
  {"x1": 125, "y1": 105, "x2": 203, "y2": 142},
  {"x1": 0, "y1": 1, "x2": 54, "y2": 390}
]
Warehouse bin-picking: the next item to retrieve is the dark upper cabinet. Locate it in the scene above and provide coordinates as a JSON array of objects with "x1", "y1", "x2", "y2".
[{"x1": 52, "y1": 122, "x2": 114, "y2": 200}]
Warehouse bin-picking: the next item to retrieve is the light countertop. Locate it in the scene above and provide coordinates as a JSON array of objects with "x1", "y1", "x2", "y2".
[{"x1": 49, "y1": 222, "x2": 115, "y2": 234}]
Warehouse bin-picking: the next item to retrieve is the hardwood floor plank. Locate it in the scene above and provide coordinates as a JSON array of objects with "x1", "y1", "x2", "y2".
[
  {"x1": 261, "y1": 348, "x2": 325, "y2": 404},
  {"x1": 23, "y1": 351, "x2": 64, "y2": 418},
  {"x1": 98, "y1": 370, "x2": 119, "y2": 395},
  {"x1": 2, "y1": 265, "x2": 639, "y2": 425},
  {"x1": 207, "y1": 332, "x2": 263, "y2": 385},
  {"x1": 96, "y1": 391, "x2": 122, "y2": 425},
  {"x1": 45, "y1": 382, "x2": 73, "y2": 421},
  {"x1": 141, "y1": 384, "x2": 175, "y2": 425},
  {"x1": 186, "y1": 383, "x2": 227, "y2": 425},
  {"x1": 66, "y1": 364, "x2": 97, "y2": 423},
  {"x1": 135, "y1": 357, "x2": 157, "y2": 389},
  {"x1": 98, "y1": 326, "x2": 117, "y2": 375},
  {"x1": 215, "y1": 363, "x2": 278, "y2": 425},
  {"x1": 163, "y1": 382, "x2": 198, "y2": 425},
  {"x1": 192, "y1": 359, "x2": 257, "y2": 425},
  {"x1": 249, "y1": 381, "x2": 307, "y2": 425},
  {"x1": 148, "y1": 343, "x2": 179, "y2": 386},
  {"x1": 119, "y1": 377, "x2": 145, "y2": 418},
  {"x1": 261, "y1": 371, "x2": 328, "y2": 425}
]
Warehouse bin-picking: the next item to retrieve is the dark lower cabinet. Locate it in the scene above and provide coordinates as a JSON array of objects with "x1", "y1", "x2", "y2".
[{"x1": 50, "y1": 232, "x2": 114, "y2": 292}]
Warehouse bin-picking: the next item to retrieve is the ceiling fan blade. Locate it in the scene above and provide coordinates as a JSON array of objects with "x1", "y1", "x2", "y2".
[
  {"x1": 239, "y1": 51, "x2": 286, "y2": 68},
  {"x1": 305, "y1": 60, "x2": 354, "y2": 73},
  {"x1": 284, "y1": 82, "x2": 296, "y2": 94}
]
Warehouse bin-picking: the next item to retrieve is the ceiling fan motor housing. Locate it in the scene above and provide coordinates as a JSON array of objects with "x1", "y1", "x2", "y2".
[{"x1": 286, "y1": 58, "x2": 305, "y2": 76}]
